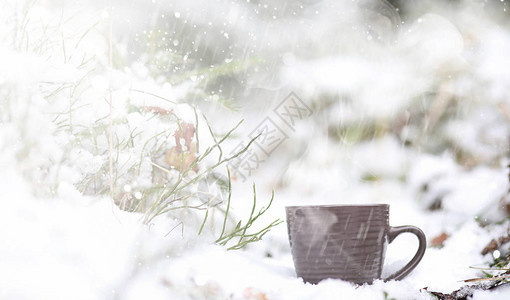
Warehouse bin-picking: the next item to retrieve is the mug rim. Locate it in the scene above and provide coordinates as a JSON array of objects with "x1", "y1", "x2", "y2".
[{"x1": 285, "y1": 203, "x2": 389, "y2": 209}]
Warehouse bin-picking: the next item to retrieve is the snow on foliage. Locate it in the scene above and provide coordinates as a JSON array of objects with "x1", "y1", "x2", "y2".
[{"x1": 2, "y1": 0, "x2": 510, "y2": 299}]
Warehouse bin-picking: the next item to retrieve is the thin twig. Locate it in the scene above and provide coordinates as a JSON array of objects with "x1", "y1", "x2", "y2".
[
  {"x1": 463, "y1": 274, "x2": 510, "y2": 283},
  {"x1": 129, "y1": 88, "x2": 177, "y2": 104}
]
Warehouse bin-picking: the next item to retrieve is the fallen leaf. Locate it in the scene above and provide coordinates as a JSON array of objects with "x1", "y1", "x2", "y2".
[
  {"x1": 430, "y1": 232, "x2": 449, "y2": 247},
  {"x1": 243, "y1": 287, "x2": 268, "y2": 300},
  {"x1": 165, "y1": 147, "x2": 198, "y2": 172},
  {"x1": 174, "y1": 122, "x2": 195, "y2": 152}
]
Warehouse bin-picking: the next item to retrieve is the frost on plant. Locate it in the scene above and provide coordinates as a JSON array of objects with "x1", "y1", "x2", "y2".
[{"x1": 0, "y1": 1, "x2": 279, "y2": 249}]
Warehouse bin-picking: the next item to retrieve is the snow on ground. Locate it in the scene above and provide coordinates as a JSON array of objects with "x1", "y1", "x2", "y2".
[{"x1": 2, "y1": 0, "x2": 510, "y2": 299}]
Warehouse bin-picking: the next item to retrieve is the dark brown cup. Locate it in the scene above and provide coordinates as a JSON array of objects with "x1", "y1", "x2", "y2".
[{"x1": 286, "y1": 204, "x2": 426, "y2": 284}]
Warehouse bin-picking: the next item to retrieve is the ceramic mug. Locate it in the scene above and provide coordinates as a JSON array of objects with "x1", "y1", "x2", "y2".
[{"x1": 286, "y1": 204, "x2": 426, "y2": 284}]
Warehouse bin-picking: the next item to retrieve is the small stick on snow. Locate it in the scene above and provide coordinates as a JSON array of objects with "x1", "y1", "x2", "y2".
[{"x1": 462, "y1": 274, "x2": 510, "y2": 283}]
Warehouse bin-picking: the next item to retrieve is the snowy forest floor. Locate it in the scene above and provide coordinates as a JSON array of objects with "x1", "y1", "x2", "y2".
[{"x1": 2, "y1": 0, "x2": 510, "y2": 299}]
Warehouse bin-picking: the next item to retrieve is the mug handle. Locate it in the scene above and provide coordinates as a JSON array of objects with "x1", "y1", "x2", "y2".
[{"x1": 384, "y1": 225, "x2": 427, "y2": 281}]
